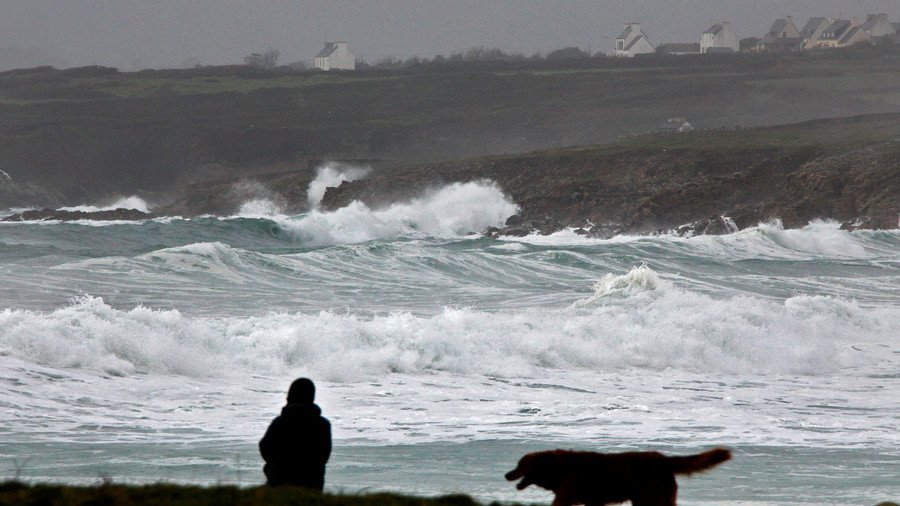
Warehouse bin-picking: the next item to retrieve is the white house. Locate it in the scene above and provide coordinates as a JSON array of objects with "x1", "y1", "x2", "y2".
[
  {"x1": 810, "y1": 18, "x2": 874, "y2": 48},
  {"x1": 658, "y1": 118, "x2": 694, "y2": 133},
  {"x1": 701, "y1": 21, "x2": 739, "y2": 53},
  {"x1": 314, "y1": 42, "x2": 355, "y2": 71},
  {"x1": 862, "y1": 13, "x2": 896, "y2": 39},
  {"x1": 758, "y1": 16, "x2": 802, "y2": 52},
  {"x1": 800, "y1": 17, "x2": 833, "y2": 49},
  {"x1": 615, "y1": 23, "x2": 655, "y2": 57}
]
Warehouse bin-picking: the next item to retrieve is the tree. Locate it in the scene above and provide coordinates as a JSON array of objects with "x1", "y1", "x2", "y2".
[
  {"x1": 547, "y1": 47, "x2": 590, "y2": 60},
  {"x1": 740, "y1": 37, "x2": 760, "y2": 53},
  {"x1": 244, "y1": 49, "x2": 280, "y2": 69}
]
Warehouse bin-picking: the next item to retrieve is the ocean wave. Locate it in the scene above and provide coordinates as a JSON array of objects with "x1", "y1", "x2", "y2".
[
  {"x1": 572, "y1": 264, "x2": 661, "y2": 305},
  {"x1": 280, "y1": 180, "x2": 518, "y2": 246},
  {"x1": 58, "y1": 195, "x2": 151, "y2": 213},
  {"x1": 506, "y1": 221, "x2": 899, "y2": 260},
  {"x1": 1, "y1": 278, "x2": 895, "y2": 381},
  {"x1": 306, "y1": 162, "x2": 370, "y2": 209}
]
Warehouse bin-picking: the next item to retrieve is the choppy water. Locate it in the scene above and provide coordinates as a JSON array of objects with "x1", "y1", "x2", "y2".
[{"x1": 1, "y1": 178, "x2": 898, "y2": 505}]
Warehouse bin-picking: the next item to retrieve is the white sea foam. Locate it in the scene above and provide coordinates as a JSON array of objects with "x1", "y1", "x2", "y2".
[
  {"x1": 59, "y1": 195, "x2": 151, "y2": 213},
  {"x1": 572, "y1": 264, "x2": 661, "y2": 305},
  {"x1": 283, "y1": 180, "x2": 519, "y2": 245},
  {"x1": 236, "y1": 198, "x2": 283, "y2": 217},
  {"x1": 2, "y1": 266, "x2": 896, "y2": 383},
  {"x1": 502, "y1": 220, "x2": 896, "y2": 260},
  {"x1": 306, "y1": 162, "x2": 370, "y2": 209}
]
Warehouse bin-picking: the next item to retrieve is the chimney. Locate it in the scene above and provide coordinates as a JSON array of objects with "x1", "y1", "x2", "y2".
[
  {"x1": 786, "y1": 15, "x2": 793, "y2": 23},
  {"x1": 851, "y1": 16, "x2": 860, "y2": 26},
  {"x1": 722, "y1": 21, "x2": 732, "y2": 29}
]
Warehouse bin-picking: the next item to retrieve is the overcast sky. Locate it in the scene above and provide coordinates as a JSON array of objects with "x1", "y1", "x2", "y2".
[{"x1": 1, "y1": 1, "x2": 898, "y2": 70}]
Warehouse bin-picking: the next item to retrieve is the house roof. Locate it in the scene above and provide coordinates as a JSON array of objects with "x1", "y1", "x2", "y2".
[
  {"x1": 617, "y1": 25, "x2": 636, "y2": 40},
  {"x1": 624, "y1": 34, "x2": 650, "y2": 51},
  {"x1": 315, "y1": 42, "x2": 347, "y2": 58},
  {"x1": 839, "y1": 26, "x2": 868, "y2": 45},
  {"x1": 819, "y1": 19, "x2": 851, "y2": 40},
  {"x1": 703, "y1": 24, "x2": 723, "y2": 35},
  {"x1": 767, "y1": 19, "x2": 788, "y2": 36},
  {"x1": 800, "y1": 17, "x2": 829, "y2": 37},
  {"x1": 862, "y1": 14, "x2": 888, "y2": 32},
  {"x1": 705, "y1": 46, "x2": 735, "y2": 53}
]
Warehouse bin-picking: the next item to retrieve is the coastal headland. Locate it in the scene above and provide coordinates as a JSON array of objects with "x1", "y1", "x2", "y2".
[{"x1": 1, "y1": 47, "x2": 898, "y2": 234}]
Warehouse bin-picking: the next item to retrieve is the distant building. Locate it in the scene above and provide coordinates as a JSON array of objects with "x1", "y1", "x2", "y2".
[
  {"x1": 758, "y1": 16, "x2": 802, "y2": 52},
  {"x1": 314, "y1": 42, "x2": 355, "y2": 71},
  {"x1": 861, "y1": 13, "x2": 897, "y2": 40},
  {"x1": 657, "y1": 43, "x2": 701, "y2": 56},
  {"x1": 701, "y1": 21, "x2": 739, "y2": 53},
  {"x1": 615, "y1": 23, "x2": 655, "y2": 57},
  {"x1": 658, "y1": 118, "x2": 694, "y2": 133},
  {"x1": 800, "y1": 17, "x2": 833, "y2": 49},
  {"x1": 810, "y1": 18, "x2": 873, "y2": 48}
]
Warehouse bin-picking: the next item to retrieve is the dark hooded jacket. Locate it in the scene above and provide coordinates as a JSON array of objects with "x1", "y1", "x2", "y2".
[{"x1": 259, "y1": 402, "x2": 332, "y2": 489}]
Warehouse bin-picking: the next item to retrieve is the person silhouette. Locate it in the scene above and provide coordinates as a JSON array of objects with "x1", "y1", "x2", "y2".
[{"x1": 259, "y1": 377, "x2": 332, "y2": 489}]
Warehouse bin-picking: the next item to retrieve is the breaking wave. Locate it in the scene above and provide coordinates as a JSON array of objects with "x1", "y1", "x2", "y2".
[
  {"x1": 306, "y1": 162, "x2": 370, "y2": 209},
  {"x1": 58, "y1": 195, "x2": 151, "y2": 213},
  {"x1": 1, "y1": 272, "x2": 895, "y2": 381},
  {"x1": 281, "y1": 180, "x2": 518, "y2": 245},
  {"x1": 572, "y1": 264, "x2": 661, "y2": 306}
]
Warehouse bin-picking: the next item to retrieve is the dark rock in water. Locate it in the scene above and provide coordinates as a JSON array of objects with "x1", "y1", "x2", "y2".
[
  {"x1": 488, "y1": 224, "x2": 532, "y2": 237},
  {"x1": 573, "y1": 228, "x2": 588, "y2": 235},
  {"x1": 587, "y1": 224, "x2": 623, "y2": 239},
  {"x1": 2, "y1": 207, "x2": 152, "y2": 222},
  {"x1": 674, "y1": 215, "x2": 740, "y2": 236},
  {"x1": 840, "y1": 215, "x2": 897, "y2": 231},
  {"x1": 504, "y1": 214, "x2": 525, "y2": 226},
  {"x1": 728, "y1": 206, "x2": 763, "y2": 230}
]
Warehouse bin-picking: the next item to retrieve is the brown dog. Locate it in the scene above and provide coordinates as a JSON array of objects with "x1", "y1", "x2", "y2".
[{"x1": 505, "y1": 447, "x2": 731, "y2": 506}]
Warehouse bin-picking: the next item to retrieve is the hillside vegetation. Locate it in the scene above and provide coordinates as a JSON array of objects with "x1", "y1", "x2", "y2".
[
  {"x1": 2, "y1": 46, "x2": 900, "y2": 208},
  {"x1": 0, "y1": 482, "x2": 490, "y2": 506}
]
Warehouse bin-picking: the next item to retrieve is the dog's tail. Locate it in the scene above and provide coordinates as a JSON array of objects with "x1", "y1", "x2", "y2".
[{"x1": 667, "y1": 448, "x2": 731, "y2": 475}]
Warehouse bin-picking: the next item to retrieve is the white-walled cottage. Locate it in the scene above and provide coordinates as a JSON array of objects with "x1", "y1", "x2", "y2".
[
  {"x1": 800, "y1": 17, "x2": 833, "y2": 49},
  {"x1": 701, "y1": 22, "x2": 739, "y2": 53},
  {"x1": 862, "y1": 14, "x2": 896, "y2": 39},
  {"x1": 810, "y1": 19, "x2": 873, "y2": 48},
  {"x1": 758, "y1": 16, "x2": 802, "y2": 51},
  {"x1": 314, "y1": 42, "x2": 355, "y2": 71},
  {"x1": 615, "y1": 23, "x2": 655, "y2": 57}
]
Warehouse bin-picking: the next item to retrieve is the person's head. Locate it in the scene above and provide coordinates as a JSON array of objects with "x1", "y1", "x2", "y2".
[{"x1": 287, "y1": 377, "x2": 315, "y2": 404}]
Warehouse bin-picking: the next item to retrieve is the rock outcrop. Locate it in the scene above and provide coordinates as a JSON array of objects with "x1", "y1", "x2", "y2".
[
  {"x1": 2, "y1": 208, "x2": 152, "y2": 222},
  {"x1": 322, "y1": 118, "x2": 899, "y2": 237}
]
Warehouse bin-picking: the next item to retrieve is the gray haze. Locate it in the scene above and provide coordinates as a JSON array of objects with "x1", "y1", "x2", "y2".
[{"x1": 1, "y1": 0, "x2": 899, "y2": 71}]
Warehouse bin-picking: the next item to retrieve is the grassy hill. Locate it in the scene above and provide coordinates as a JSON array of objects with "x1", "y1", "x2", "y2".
[{"x1": 2, "y1": 46, "x2": 900, "y2": 208}]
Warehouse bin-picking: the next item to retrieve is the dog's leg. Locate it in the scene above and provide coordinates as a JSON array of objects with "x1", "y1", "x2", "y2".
[
  {"x1": 632, "y1": 478, "x2": 677, "y2": 506},
  {"x1": 551, "y1": 491, "x2": 574, "y2": 506}
]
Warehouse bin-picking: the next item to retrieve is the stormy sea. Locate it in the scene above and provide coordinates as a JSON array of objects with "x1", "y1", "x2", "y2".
[{"x1": 1, "y1": 171, "x2": 898, "y2": 505}]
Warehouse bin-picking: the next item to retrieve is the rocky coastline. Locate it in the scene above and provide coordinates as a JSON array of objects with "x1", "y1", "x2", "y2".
[
  {"x1": 1, "y1": 208, "x2": 152, "y2": 222},
  {"x1": 322, "y1": 116, "x2": 899, "y2": 238},
  {"x1": 5, "y1": 116, "x2": 896, "y2": 238}
]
